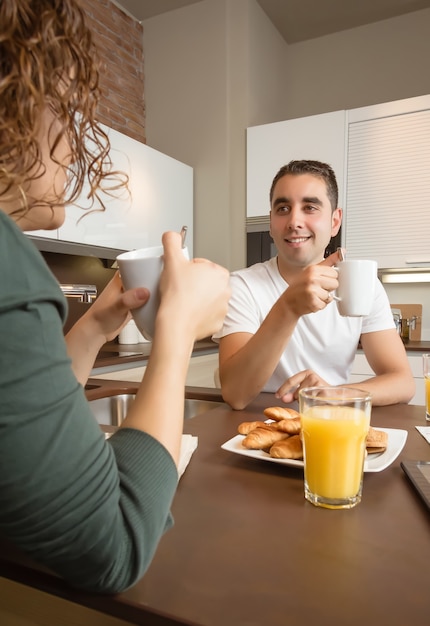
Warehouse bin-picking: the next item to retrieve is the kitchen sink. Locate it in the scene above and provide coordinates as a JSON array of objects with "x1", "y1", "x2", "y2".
[{"x1": 88, "y1": 393, "x2": 225, "y2": 426}]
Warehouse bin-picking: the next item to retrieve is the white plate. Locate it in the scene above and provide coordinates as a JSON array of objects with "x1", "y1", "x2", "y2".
[{"x1": 221, "y1": 427, "x2": 408, "y2": 473}]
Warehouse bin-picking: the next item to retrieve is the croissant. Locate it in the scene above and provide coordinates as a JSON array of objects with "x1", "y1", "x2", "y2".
[
  {"x1": 242, "y1": 424, "x2": 289, "y2": 450},
  {"x1": 269, "y1": 435, "x2": 303, "y2": 459},
  {"x1": 274, "y1": 416, "x2": 301, "y2": 435},
  {"x1": 263, "y1": 406, "x2": 300, "y2": 421},
  {"x1": 237, "y1": 420, "x2": 267, "y2": 435}
]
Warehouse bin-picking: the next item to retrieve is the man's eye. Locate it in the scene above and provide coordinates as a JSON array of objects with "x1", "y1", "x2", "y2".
[{"x1": 277, "y1": 205, "x2": 289, "y2": 214}]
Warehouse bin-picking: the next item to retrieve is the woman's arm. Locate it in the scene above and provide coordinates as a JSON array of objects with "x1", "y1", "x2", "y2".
[{"x1": 120, "y1": 232, "x2": 231, "y2": 463}]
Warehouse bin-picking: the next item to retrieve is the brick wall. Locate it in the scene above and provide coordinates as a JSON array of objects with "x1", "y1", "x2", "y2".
[{"x1": 84, "y1": 0, "x2": 145, "y2": 143}]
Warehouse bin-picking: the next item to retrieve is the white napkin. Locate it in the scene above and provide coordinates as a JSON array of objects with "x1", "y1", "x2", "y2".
[
  {"x1": 416, "y1": 425, "x2": 430, "y2": 444},
  {"x1": 178, "y1": 434, "x2": 198, "y2": 479}
]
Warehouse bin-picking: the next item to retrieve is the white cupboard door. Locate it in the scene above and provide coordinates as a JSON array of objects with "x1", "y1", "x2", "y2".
[
  {"x1": 345, "y1": 94, "x2": 430, "y2": 269},
  {"x1": 58, "y1": 126, "x2": 193, "y2": 254},
  {"x1": 25, "y1": 229, "x2": 58, "y2": 240},
  {"x1": 247, "y1": 110, "x2": 347, "y2": 219}
]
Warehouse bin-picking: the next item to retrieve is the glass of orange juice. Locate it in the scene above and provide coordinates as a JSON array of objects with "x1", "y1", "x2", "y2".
[
  {"x1": 299, "y1": 387, "x2": 372, "y2": 509},
  {"x1": 423, "y1": 354, "x2": 430, "y2": 422}
]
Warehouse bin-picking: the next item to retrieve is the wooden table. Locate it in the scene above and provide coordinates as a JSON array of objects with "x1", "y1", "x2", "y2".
[{"x1": 1, "y1": 395, "x2": 429, "y2": 626}]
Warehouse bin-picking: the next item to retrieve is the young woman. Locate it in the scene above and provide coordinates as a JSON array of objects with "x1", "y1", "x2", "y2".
[{"x1": 0, "y1": 0, "x2": 230, "y2": 593}]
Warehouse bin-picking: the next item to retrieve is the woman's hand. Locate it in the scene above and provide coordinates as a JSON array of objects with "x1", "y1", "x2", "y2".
[
  {"x1": 81, "y1": 272, "x2": 150, "y2": 343},
  {"x1": 65, "y1": 273, "x2": 150, "y2": 385},
  {"x1": 155, "y1": 231, "x2": 231, "y2": 342}
]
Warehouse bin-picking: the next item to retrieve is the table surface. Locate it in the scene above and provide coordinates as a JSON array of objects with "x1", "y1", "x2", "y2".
[{"x1": 1, "y1": 395, "x2": 430, "y2": 626}]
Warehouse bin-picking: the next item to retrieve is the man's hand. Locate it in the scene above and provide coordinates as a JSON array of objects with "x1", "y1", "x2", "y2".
[
  {"x1": 282, "y1": 250, "x2": 342, "y2": 317},
  {"x1": 275, "y1": 369, "x2": 330, "y2": 403}
]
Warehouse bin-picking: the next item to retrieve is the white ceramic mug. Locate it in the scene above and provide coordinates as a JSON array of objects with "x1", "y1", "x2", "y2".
[
  {"x1": 117, "y1": 245, "x2": 189, "y2": 340},
  {"x1": 334, "y1": 259, "x2": 377, "y2": 317},
  {"x1": 118, "y1": 319, "x2": 147, "y2": 344}
]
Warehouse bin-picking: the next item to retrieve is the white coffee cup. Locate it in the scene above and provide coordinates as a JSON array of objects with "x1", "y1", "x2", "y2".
[
  {"x1": 118, "y1": 319, "x2": 148, "y2": 344},
  {"x1": 117, "y1": 245, "x2": 189, "y2": 340},
  {"x1": 334, "y1": 259, "x2": 377, "y2": 317}
]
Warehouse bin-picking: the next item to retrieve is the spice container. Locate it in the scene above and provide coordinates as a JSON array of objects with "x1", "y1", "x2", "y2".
[{"x1": 399, "y1": 316, "x2": 419, "y2": 343}]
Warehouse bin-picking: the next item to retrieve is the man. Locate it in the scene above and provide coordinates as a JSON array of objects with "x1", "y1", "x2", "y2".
[{"x1": 213, "y1": 160, "x2": 414, "y2": 409}]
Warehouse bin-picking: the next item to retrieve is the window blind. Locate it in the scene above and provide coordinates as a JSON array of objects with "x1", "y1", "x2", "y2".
[{"x1": 345, "y1": 109, "x2": 430, "y2": 266}]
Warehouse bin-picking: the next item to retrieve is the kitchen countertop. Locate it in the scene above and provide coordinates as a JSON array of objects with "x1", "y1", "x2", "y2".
[
  {"x1": 93, "y1": 336, "x2": 218, "y2": 369},
  {"x1": 357, "y1": 340, "x2": 430, "y2": 353},
  {"x1": 95, "y1": 338, "x2": 430, "y2": 370},
  {"x1": 395, "y1": 340, "x2": 430, "y2": 352},
  {"x1": 0, "y1": 395, "x2": 429, "y2": 625}
]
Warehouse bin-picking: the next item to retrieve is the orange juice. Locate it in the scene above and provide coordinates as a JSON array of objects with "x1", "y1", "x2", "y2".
[
  {"x1": 301, "y1": 405, "x2": 370, "y2": 502},
  {"x1": 425, "y1": 376, "x2": 430, "y2": 421}
]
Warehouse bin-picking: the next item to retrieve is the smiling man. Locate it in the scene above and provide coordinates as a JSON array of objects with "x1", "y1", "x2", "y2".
[{"x1": 213, "y1": 160, "x2": 414, "y2": 409}]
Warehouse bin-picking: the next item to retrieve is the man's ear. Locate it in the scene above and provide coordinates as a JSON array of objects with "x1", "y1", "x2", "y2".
[{"x1": 331, "y1": 207, "x2": 342, "y2": 236}]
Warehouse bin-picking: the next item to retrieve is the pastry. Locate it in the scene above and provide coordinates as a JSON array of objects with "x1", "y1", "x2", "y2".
[
  {"x1": 237, "y1": 420, "x2": 267, "y2": 435},
  {"x1": 242, "y1": 424, "x2": 289, "y2": 450},
  {"x1": 269, "y1": 435, "x2": 303, "y2": 459},
  {"x1": 366, "y1": 426, "x2": 388, "y2": 449},
  {"x1": 273, "y1": 416, "x2": 301, "y2": 435},
  {"x1": 263, "y1": 406, "x2": 300, "y2": 421},
  {"x1": 366, "y1": 446, "x2": 386, "y2": 455}
]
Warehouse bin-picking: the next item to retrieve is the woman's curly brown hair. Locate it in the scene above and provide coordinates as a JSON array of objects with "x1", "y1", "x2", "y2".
[{"x1": 0, "y1": 0, "x2": 126, "y2": 218}]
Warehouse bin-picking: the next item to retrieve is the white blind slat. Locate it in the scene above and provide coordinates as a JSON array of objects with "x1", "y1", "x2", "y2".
[{"x1": 345, "y1": 110, "x2": 430, "y2": 264}]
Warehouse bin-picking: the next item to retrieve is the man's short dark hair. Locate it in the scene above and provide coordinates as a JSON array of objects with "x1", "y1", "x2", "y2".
[{"x1": 269, "y1": 160, "x2": 339, "y2": 211}]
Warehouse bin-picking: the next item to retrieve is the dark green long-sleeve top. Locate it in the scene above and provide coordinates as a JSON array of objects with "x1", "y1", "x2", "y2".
[{"x1": 0, "y1": 210, "x2": 178, "y2": 593}]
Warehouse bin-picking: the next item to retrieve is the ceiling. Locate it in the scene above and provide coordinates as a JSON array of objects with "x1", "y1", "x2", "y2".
[{"x1": 115, "y1": 0, "x2": 430, "y2": 43}]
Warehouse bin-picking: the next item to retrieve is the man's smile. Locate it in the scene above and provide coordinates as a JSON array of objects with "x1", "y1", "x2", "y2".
[{"x1": 284, "y1": 236, "x2": 311, "y2": 245}]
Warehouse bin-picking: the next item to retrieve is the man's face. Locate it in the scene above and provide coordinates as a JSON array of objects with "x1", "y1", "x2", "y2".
[{"x1": 269, "y1": 173, "x2": 342, "y2": 272}]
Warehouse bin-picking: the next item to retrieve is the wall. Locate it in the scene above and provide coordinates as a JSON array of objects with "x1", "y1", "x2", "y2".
[
  {"x1": 283, "y1": 10, "x2": 430, "y2": 120},
  {"x1": 142, "y1": 2, "x2": 430, "y2": 271},
  {"x1": 85, "y1": 0, "x2": 145, "y2": 142},
  {"x1": 142, "y1": 0, "x2": 287, "y2": 269}
]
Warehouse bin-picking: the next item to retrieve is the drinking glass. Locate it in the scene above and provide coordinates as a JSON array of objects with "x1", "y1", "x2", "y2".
[
  {"x1": 299, "y1": 387, "x2": 372, "y2": 509},
  {"x1": 423, "y1": 354, "x2": 430, "y2": 422}
]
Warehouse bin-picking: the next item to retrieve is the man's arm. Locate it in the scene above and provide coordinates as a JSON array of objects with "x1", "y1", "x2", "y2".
[
  {"x1": 348, "y1": 329, "x2": 415, "y2": 405},
  {"x1": 219, "y1": 259, "x2": 340, "y2": 409},
  {"x1": 218, "y1": 297, "x2": 299, "y2": 410}
]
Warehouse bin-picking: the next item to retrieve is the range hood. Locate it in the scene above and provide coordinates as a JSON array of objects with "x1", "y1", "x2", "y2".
[
  {"x1": 28, "y1": 235, "x2": 126, "y2": 268},
  {"x1": 379, "y1": 267, "x2": 430, "y2": 284}
]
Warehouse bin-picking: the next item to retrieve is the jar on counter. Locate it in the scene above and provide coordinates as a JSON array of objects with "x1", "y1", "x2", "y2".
[{"x1": 399, "y1": 316, "x2": 419, "y2": 343}]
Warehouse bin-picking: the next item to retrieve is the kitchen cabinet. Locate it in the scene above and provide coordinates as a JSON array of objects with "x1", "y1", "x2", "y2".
[
  {"x1": 351, "y1": 351, "x2": 425, "y2": 406},
  {"x1": 26, "y1": 228, "x2": 58, "y2": 240},
  {"x1": 246, "y1": 94, "x2": 430, "y2": 271},
  {"x1": 246, "y1": 110, "x2": 347, "y2": 221},
  {"x1": 345, "y1": 94, "x2": 430, "y2": 269},
  {"x1": 28, "y1": 125, "x2": 194, "y2": 254}
]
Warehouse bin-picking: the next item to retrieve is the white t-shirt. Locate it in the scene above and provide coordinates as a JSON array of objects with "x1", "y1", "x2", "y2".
[{"x1": 212, "y1": 257, "x2": 395, "y2": 393}]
